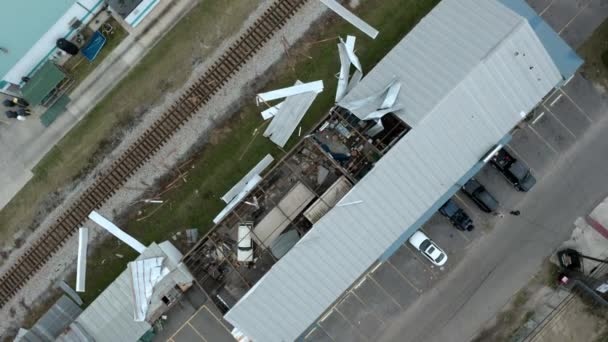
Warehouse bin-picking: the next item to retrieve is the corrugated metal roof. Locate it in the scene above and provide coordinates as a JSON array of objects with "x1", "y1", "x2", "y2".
[
  {"x1": 74, "y1": 242, "x2": 193, "y2": 342},
  {"x1": 23, "y1": 295, "x2": 82, "y2": 341},
  {"x1": 224, "y1": 1, "x2": 562, "y2": 341},
  {"x1": 21, "y1": 61, "x2": 65, "y2": 107},
  {"x1": 339, "y1": 0, "x2": 522, "y2": 126}
]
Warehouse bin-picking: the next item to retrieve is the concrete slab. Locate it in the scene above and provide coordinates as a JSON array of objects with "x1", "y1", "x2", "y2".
[
  {"x1": 336, "y1": 293, "x2": 384, "y2": 339},
  {"x1": 544, "y1": 91, "x2": 591, "y2": 137},
  {"x1": 387, "y1": 245, "x2": 435, "y2": 291},
  {"x1": 352, "y1": 277, "x2": 401, "y2": 320},
  {"x1": 318, "y1": 311, "x2": 366, "y2": 342},
  {"x1": 370, "y1": 262, "x2": 419, "y2": 308},
  {"x1": 173, "y1": 324, "x2": 205, "y2": 342},
  {"x1": 562, "y1": 73, "x2": 608, "y2": 122},
  {"x1": 304, "y1": 327, "x2": 334, "y2": 342},
  {"x1": 189, "y1": 307, "x2": 234, "y2": 342}
]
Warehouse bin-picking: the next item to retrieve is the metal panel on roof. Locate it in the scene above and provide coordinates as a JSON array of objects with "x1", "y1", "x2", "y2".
[
  {"x1": 338, "y1": 0, "x2": 522, "y2": 127},
  {"x1": 224, "y1": 0, "x2": 562, "y2": 340}
]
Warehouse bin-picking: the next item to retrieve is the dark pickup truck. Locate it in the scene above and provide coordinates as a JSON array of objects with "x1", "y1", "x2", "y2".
[
  {"x1": 462, "y1": 178, "x2": 499, "y2": 213},
  {"x1": 439, "y1": 199, "x2": 474, "y2": 231},
  {"x1": 491, "y1": 149, "x2": 536, "y2": 192}
]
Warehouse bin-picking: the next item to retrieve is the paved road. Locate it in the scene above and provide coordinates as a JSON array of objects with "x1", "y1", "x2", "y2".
[
  {"x1": 307, "y1": 1, "x2": 608, "y2": 340},
  {"x1": 379, "y1": 101, "x2": 608, "y2": 342}
]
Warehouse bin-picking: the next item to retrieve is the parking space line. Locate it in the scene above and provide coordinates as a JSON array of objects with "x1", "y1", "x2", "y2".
[
  {"x1": 349, "y1": 290, "x2": 387, "y2": 324},
  {"x1": 169, "y1": 306, "x2": 206, "y2": 341},
  {"x1": 404, "y1": 241, "x2": 439, "y2": 275},
  {"x1": 202, "y1": 306, "x2": 233, "y2": 334},
  {"x1": 453, "y1": 193, "x2": 476, "y2": 218},
  {"x1": 386, "y1": 260, "x2": 421, "y2": 293},
  {"x1": 455, "y1": 228, "x2": 471, "y2": 243},
  {"x1": 549, "y1": 93, "x2": 563, "y2": 107},
  {"x1": 563, "y1": 74, "x2": 575, "y2": 86},
  {"x1": 527, "y1": 125, "x2": 559, "y2": 155},
  {"x1": 542, "y1": 104, "x2": 577, "y2": 138},
  {"x1": 332, "y1": 307, "x2": 371, "y2": 341},
  {"x1": 558, "y1": 0, "x2": 592, "y2": 34},
  {"x1": 306, "y1": 326, "x2": 337, "y2": 342},
  {"x1": 367, "y1": 274, "x2": 405, "y2": 309},
  {"x1": 531, "y1": 111, "x2": 546, "y2": 125},
  {"x1": 505, "y1": 143, "x2": 537, "y2": 175},
  {"x1": 559, "y1": 88, "x2": 593, "y2": 123},
  {"x1": 187, "y1": 322, "x2": 209, "y2": 342},
  {"x1": 539, "y1": 0, "x2": 554, "y2": 16}
]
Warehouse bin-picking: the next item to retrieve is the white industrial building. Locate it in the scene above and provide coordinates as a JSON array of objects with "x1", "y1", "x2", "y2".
[{"x1": 223, "y1": 0, "x2": 580, "y2": 340}]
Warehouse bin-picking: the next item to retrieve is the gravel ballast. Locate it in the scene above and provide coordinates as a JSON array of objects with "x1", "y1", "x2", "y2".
[{"x1": 0, "y1": 0, "x2": 331, "y2": 336}]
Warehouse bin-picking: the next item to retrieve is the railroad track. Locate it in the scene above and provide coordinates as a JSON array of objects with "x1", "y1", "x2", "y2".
[{"x1": 0, "y1": 0, "x2": 309, "y2": 308}]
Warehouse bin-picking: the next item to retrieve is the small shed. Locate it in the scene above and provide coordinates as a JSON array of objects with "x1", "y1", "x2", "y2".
[{"x1": 21, "y1": 61, "x2": 68, "y2": 107}]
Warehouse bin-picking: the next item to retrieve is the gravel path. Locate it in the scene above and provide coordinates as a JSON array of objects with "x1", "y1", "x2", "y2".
[{"x1": 0, "y1": 0, "x2": 331, "y2": 336}]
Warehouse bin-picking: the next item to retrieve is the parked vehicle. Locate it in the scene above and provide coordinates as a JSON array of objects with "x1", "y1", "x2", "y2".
[
  {"x1": 462, "y1": 178, "x2": 499, "y2": 213},
  {"x1": 439, "y1": 199, "x2": 474, "y2": 231},
  {"x1": 237, "y1": 223, "x2": 254, "y2": 263},
  {"x1": 491, "y1": 148, "x2": 536, "y2": 191},
  {"x1": 408, "y1": 231, "x2": 448, "y2": 266}
]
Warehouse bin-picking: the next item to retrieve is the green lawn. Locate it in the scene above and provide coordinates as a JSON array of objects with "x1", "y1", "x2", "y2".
[
  {"x1": 578, "y1": 19, "x2": 608, "y2": 89},
  {"x1": 62, "y1": 18, "x2": 129, "y2": 86},
  {"x1": 0, "y1": 0, "x2": 262, "y2": 256},
  {"x1": 76, "y1": 0, "x2": 439, "y2": 305}
]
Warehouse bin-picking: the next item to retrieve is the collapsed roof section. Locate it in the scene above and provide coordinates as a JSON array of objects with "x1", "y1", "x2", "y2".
[{"x1": 224, "y1": 0, "x2": 563, "y2": 340}]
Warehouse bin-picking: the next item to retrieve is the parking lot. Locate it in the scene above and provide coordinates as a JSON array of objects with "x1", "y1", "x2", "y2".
[{"x1": 304, "y1": 70, "x2": 606, "y2": 342}]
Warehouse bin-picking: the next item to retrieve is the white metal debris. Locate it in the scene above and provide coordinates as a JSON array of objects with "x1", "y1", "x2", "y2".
[
  {"x1": 221, "y1": 154, "x2": 274, "y2": 203},
  {"x1": 214, "y1": 175, "x2": 262, "y2": 224},
  {"x1": 256, "y1": 80, "x2": 323, "y2": 105},
  {"x1": 319, "y1": 0, "x2": 379, "y2": 39},
  {"x1": 261, "y1": 101, "x2": 284, "y2": 120},
  {"x1": 76, "y1": 227, "x2": 88, "y2": 292},
  {"x1": 88, "y1": 211, "x2": 146, "y2": 253},
  {"x1": 335, "y1": 35, "x2": 363, "y2": 102},
  {"x1": 129, "y1": 257, "x2": 169, "y2": 321},
  {"x1": 263, "y1": 83, "x2": 319, "y2": 147}
]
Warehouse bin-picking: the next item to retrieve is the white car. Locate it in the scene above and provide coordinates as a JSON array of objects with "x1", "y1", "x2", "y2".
[
  {"x1": 237, "y1": 223, "x2": 254, "y2": 263},
  {"x1": 408, "y1": 231, "x2": 447, "y2": 266}
]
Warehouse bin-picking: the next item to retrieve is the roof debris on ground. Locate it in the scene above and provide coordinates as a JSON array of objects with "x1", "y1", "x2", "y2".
[{"x1": 319, "y1": 0, "x2": 379, "y2": 39}]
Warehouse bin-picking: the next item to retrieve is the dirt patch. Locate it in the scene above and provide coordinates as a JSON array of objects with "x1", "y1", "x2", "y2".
[{"x1": 472, "y1": 260, "x2": 562, "y2": 341}]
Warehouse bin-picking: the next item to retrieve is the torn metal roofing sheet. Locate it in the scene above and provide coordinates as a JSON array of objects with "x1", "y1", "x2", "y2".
[
  {"x1": 75, "y1": 242, "x2": 186, "y2": 342},
  {"x1": 261, "y1": 102, "x2": 283, "y2": 120},
  {"x1": 256, "y1": 80, "x2": 323, "y2": 105},
  {"x1": 263, "y1": 83, "x2": 320, "y2": 147},
  {"x1": 214, "y1": 175, "x2": 262, "y2": 224},
  {"x1": 76, "y1": 227, "x2": 88, "y2": 292},
  {"x1": 224, "y1": 0, "x2": 562, "y2": 340},
  {"x1": 130, "y1": 257, "x2": 169, "y2": 322},
  {"x1": 221, "y1": 154, "x2": 274, "y2": 203},
  {"x1": 319, "y1": 0, "x2": 379, "y2": 39},
  {"x1": 339, "y1": 0, "x2": 550, "y2": 127},
  {"x1": 335, "y1": 35, "x2": 363, "y2": 102},
  {"x1": 89, "y1": 211, "x2": 146, "y2": 253}
]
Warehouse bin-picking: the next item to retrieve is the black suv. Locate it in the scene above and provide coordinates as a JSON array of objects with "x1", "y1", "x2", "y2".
[
  {"x1": 491, "y1": 149, "x2": 536, "y2": 192},
  {"x1": 462, "y1": 178, "x2": 499, "y2": 213},
  {"x1": 439, "y1": 199, "x2": 474, "y2": 231}
]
